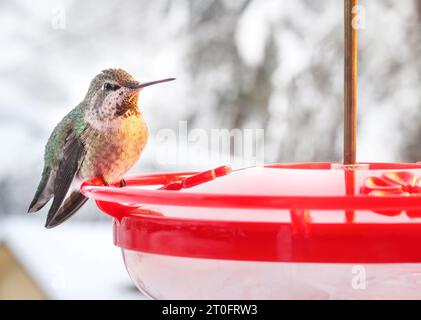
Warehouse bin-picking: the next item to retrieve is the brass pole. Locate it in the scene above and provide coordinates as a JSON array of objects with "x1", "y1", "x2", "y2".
[{"x1": 344, "y1": 0, "x2": 358, "y2": 164}]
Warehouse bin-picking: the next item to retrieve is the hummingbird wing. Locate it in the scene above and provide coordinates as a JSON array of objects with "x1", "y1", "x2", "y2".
[
  {"x1": 44, "y1": 129, "x2": 87, "y2": 228},
  {"x1": 45, "y1": 190, "x2": 88, "y2": 228}
]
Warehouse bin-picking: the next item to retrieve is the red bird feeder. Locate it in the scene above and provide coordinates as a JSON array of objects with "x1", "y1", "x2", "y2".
[{"x1": 81, "y1": 1, "x2": 421, "y2": 299}]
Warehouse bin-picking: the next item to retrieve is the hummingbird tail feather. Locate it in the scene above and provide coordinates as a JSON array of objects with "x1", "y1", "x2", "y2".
[
  {"x1": 28, "y1": 167, "x2": 54, "y2": 213},
  {"x1": 45, "y1": 191, "x2": 88, "y2": 228}
]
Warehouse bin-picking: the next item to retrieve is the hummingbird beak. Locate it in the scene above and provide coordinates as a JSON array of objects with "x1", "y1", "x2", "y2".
[{"x1": 130, "y1": 78, "x2": 176, "y2": 92}]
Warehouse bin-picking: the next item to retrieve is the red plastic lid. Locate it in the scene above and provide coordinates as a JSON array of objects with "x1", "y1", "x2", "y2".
[{"x1": 81, "y1": 163, "x2": 421, "y2": 263}]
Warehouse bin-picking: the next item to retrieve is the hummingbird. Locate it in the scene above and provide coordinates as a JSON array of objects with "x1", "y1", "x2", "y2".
[{"x1": 28, "y1": 68, "x2": 175, "y2": 228}]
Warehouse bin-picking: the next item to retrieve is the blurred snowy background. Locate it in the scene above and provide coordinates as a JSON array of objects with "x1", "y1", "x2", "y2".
[{"x1": 1, "y1": 0, "x2": 421, "y2": 218}]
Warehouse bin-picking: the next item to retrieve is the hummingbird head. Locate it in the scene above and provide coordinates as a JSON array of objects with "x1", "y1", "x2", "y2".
[{"x1": 85, "y1": 68, "x2": 175, "y2": 121}]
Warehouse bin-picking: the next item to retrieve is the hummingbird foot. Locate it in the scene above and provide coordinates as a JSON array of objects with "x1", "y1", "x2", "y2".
[{"x1": 97, "y1": 177, "x2": 125, "y2": 187}]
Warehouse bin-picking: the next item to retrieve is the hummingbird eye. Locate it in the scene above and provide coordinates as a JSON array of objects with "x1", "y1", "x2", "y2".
[{"x1": 104, "y1": 83, "x2": 121, "y2": 91}]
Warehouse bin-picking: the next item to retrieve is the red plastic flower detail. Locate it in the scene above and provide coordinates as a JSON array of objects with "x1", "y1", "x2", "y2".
[{"x1": 361, "y1": 171, "x2": 421, "y2": 217}]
